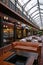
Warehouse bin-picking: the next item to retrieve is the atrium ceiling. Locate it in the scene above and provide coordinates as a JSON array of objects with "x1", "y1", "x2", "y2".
[{"x1": 18, "y1": 0, "x2": 43, "y2": 30}]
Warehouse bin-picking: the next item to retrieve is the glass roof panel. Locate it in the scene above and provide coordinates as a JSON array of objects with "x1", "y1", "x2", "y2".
[
  {"x1": 33, "y1": 14, "x2": 39, "y2": 19},
  {"x1": 41, "y1": 16, "x2": 43, "y2": 20},
  {"x1": 18, "y1": 0, "x2": 29, "y2": 6},
  {"x1": 41, "y1": 14, "x2": 43, "y2": 17},
  {"x1": 29, "y1": 6, "x2": 38, "y2": 15},
  {"x1": 18, "y1": 0, "x2": 43, "y2": 29},
  {"x1": 10, "y1": 0, "x2": 15, "y2": 4},
  {"x1": 41, "y1": 10, "x2": 43, "y2": 13},
  {"x1": 41, "y1": 14, "x2": 43, "y2": 16},
  {"x1": 40, "y1": 5, "x2": 43, "y2": 9},
  {"x1": 23, "y1": 11, "x2": 26, "y2": 15},
  {"x1": 25, "y1": 0, "x2": 37, "y2": 11},
  {"x1": 17, "y1": 4, "x2": 22, "y2": 11},
  {"x1": 39, "y1": 0, "x2": 43, "y2": 3},
  {"x1": 35, "y1": 18, "x2": 40, "y2": 21},
  {"x1": 31, "y1": 13, "x2": 39, "y2": 18},
  {"x1": 35, "y1": 20, "x2": 41, "y2": 26},
  {"x1": 33, "y1": 16, "x2": 40, "y2": 19},
  {"x1": 34, "y1": 17, "x2": 40, "y2": 20},
  {"x1": 31, "y1": 10, "x2": 39, "y2": 17},
  {"x1": 30, "y1": 9, "x2": 38, "y2": 15}
]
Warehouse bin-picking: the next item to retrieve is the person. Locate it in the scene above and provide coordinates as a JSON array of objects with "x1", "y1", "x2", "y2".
[{"x1": 28, "y1": 32, "x2": 30, "y2": 36}]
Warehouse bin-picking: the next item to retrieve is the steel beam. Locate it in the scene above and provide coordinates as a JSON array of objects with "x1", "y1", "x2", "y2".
[
  {"x1": 32, "y1": 13, "x2": 39, "y2": 18},
  {"x1": 27, "y1": 3, "x2": 37, "y2": 12},
  {"x1": 37, "y1": 0, "x2": 42, "y2": 26},
  {"x1": 40, "y1": 8, "x2": 43, "y2": 10},
  {"x1": 30, "y1": 9, "x2": 38, "y2": 16},
  {"x1": 33, "y1": 8, "x2": 43, "y2": 19},
  {"x1": 23, "y1": 0, "x2": 31, "y2": 8},
  {"x1": 33, "y1": 16, "x2": 40, "y2": 19},
  {"x1": 15, "y1": 0, "x2": 18, "y2": 11},
  {"x1": 39, "y1": 3, "x2": 43, "y2": 5}
]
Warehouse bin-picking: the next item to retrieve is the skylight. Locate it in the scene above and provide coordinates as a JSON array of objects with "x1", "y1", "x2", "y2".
[{"x1": 18, "y1": 0, "x2": 43, "y2": 29}]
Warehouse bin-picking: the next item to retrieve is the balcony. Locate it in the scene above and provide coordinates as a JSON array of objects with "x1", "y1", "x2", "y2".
[
  {"x1": 0, "y1": 0, "x2": 29, "y2": 21},
  {"x1": 0, "y1": 0, "x2": 39, "y2": 29}
]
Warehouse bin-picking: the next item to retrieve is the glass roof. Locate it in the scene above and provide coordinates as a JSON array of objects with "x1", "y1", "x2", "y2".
[{"x1": 18, "y1": 0, "x2": 43, "y2": 29}]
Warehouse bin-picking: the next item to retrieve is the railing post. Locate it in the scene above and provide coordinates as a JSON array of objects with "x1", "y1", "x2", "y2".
[
  {"x1": 5, "y1": 0, "x2": 9, "y2": 6},
  {"x1": 15, "y1": 0, "x2": 18, "y2": 11},
  {"x1": 1, "y1": 0, "x2": 9, "y2": 6},
  {"x1": 22, "y1": 6, "x2": 24, "y2": 16},
  {"x1": 0, "y1": 18, "x2": 3, "y2": 47},
  {"x1": 13, "y1": 22, "x2": 17, "y2": 41},
  {"x1": 25, "y1": 12, "x2": 28, "y2": 19}
]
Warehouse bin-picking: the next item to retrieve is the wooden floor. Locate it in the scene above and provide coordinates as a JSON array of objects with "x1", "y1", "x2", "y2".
[{"x1": 40, "y1": 43, "x2": 43, "y2": 65}]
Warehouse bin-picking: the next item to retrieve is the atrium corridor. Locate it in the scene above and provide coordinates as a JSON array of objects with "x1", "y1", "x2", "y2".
[{"x1": 0, "y1": 0, "x2": 43, "y2": 65}]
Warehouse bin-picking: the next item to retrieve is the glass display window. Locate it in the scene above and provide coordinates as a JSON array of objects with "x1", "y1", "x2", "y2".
[
  {"x1": 2, "y1": 22, "x2": 14, "y2": 46},
  {"x1": 16, "y1": 26, "x2": 22, "y2": 39}
]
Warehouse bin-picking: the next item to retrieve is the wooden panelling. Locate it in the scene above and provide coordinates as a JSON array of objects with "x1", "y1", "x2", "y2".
[
  {"x1": 3, "y1": 44, "x2": 12, "y2": 53},
  {"x1": 0, "y1": 44, "x2": 12, "y2": 56},
  {"x1": 0, "y1": 48, "x2": 3, "y2": 56}
]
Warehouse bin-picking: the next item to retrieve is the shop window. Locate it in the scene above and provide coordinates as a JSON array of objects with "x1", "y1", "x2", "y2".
[{"x1": 2, "y1": 21, "x2": 14, "y2": 46}]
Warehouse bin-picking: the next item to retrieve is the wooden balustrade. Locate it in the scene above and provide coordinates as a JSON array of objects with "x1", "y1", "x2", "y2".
[
  {"x1": 12, "y1": 41, "x2": 42, "y2": 65},
  {"x1": 0, "y1": 41, "x2": 42, "y2": 65}
]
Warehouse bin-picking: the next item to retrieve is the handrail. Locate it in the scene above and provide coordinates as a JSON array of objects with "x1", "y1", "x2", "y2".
[
  {"x1": 0, "y1": 0, "x2": 29, "y2": 21},
  {"x1": 0, "y1": 0, "x2": 39, "y2": 29}
]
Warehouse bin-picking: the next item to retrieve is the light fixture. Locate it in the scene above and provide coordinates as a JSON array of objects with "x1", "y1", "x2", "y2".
[{"x1": 3, "y1": 25, "x2": 5, "y2": 27}]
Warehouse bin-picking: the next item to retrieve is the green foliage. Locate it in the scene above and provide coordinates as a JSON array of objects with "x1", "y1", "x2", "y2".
[{"x1": 37, "y1": 31, "x2": 42, "y2": 35}]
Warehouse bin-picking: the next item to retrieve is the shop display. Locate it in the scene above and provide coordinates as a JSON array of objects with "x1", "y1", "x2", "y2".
[{"x1": 3, "y1": 21, "x2": 14, "y2": 46}]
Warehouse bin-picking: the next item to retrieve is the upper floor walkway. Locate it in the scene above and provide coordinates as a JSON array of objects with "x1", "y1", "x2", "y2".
[{"x1": 0, "y1": 0, "x2": 39, "y2": 29}]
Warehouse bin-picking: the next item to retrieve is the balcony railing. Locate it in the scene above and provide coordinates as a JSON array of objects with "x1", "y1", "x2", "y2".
[{"x1": 0, "y1": 0, "x2": 31, "y2": 23}]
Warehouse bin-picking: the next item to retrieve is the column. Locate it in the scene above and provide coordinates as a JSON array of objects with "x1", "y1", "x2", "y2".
[
  {"x1": 13, "y1": 22, "x2": 17, "y2": 41},
  {"x1": 0, "y1": 18, "x2": 3, "y2": 47},
  {"x1": 15, "y1": 0, "x2": 18, "y2": 11}
]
